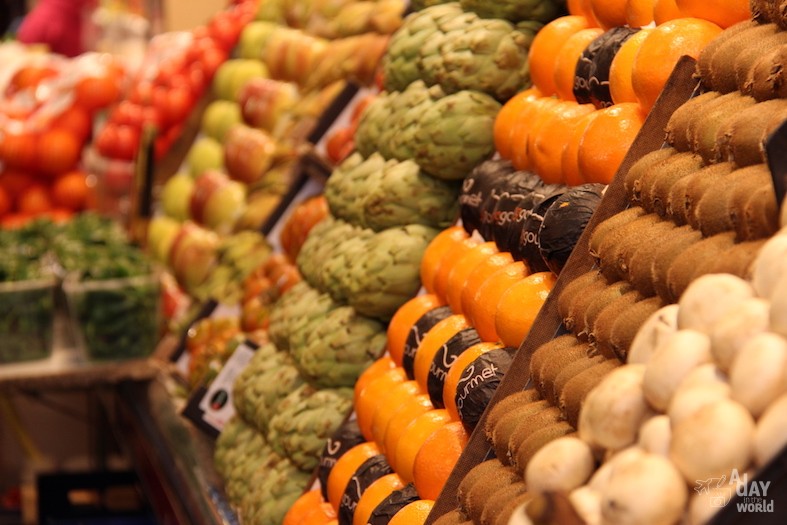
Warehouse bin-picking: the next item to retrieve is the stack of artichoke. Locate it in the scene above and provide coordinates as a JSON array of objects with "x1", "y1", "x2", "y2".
[
  {"x1": 410, "y1": 0, "x2": 565, "y2": 24},
  {"x1": 325, "y1": 152, "x2": 460, "y2": 231},
  {"x1": 239, "y1": 451, "x2": 311, "y2": 525},
  {"x1": 355, "y1": 81, "x2": 500, "y2": 180},
  {"x1": 383, "y1": 3, "x2": 542, "y2": 101},
  {"x1": 214, "y1": 417, "x2": 274, "y2": 505}
]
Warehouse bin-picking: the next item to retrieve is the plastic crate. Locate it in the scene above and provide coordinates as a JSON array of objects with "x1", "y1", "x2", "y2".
[
  {"x1": 63, "y1": 273, "x2": 161, "y2": 362},
  {"x1": 0, "y1": 278, "x2": 56, "y2": 364}
]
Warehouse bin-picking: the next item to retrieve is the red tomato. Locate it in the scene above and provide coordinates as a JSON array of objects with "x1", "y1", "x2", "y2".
[
  {"x1": 209, "y1": 13, "x2": 242, "y2": 52},
  {"x1": 74, "y1": 75, "x2": 121, "y2": 112},
  {"x1": 53, "y1": 105, "x2": 92, "y2": 143},
  {"x1": 0, "y1": 213, "x2": 32, "y2": 230},
  {"x1": 1, "y1": 132, "x2": 38, "y2": 170},
  {"x1": 18, "y1": 184, "x2": 52, "y2": 215},
  {"x1": 96, "y1": 123, "x2": 140, "y2": 161},
  {"x1": 36, "y1": 129, "x2": 81, "y2": 177},
  {"x1": 7, "y1": 66, "x2": 58, "y2": 97},
  {"x1": 0, "y1": 185, "x2": 11, "y2": 217},
  {"x1": 0, "y1": 168, "x2": 35, "y2": 198},
  {"x1": 156, "y1": 85, "x2": 194, "y2": 127}
]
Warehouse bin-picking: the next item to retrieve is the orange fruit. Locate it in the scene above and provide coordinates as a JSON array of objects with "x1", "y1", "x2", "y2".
[
  {"x1": 301, "y1": 504, "x2": 338, "y2": 525},
  {"x1": 383, "y1": 393, "x2": 434, "y2": 468},
  {"x1": 528, "y1": 16, "x2": 592, "y2": 96},
  {"x1": 567, "y1": 0, "x2": 599, "y2": 24},
  {"x1": 394, "y1": 409, "x2": 451, "y2": 482},
  {"x1": 51, "y1": 170, "x2": 90, "y2": 211},
  {"x1": 589, "y1": 0, "x2": 629, "y2": 29},
  {"x1": 387, "y1": 295, "x2": 446, "y2": 367},
  {"x1": 631, "y1": 17, "x2": 722, "y2": 112},
  {"x1": 327, "y1": 442, "x2": 381, "y2": 511},
  {"x1": 495, "y1": 272, "x2": 558, "y2": 349},
  {"x1": 443, "y1": 342, "x2": 504, "y2": 421},
  {"x1": 412, "y1": 421, "x2": 469, "y2": 500},
  {"x1": 0, "y1": 186, "x2": 10, "y2": 218},
  {"x1": 561, "y1": 110, "x2": 601, "y2": 186},
  {"x1": 675, "y1": 0, "x2": 748, "y2": 28},
  {"x1": 433, "y1": 237, "x2": 481, "y2": 303},
  {"x1": 1, "y1": 132, "x2": 38, "y2": 171},
  {"x1": 413, "y1": 315, "x2": 473, "y2": 392},
  {"x1": 577, "y1": 102, "x2": 646, "y2": 184},
  {"x1": 389, "y1": 500, "x2": 434, "y2": 525},
  {"x1": 494, "y1": 87, "x2": 542, "y2": 159},
  {"x1": 554, "y1": 28, "x2": 605, "y2": 102},
  {"x1": 510, "y1": 96, "x2": 562, "y2": 170},
  {"x1": 523, "y1": 99, "x2": 570, "y2": 176},
  {"x1": 446, "y1": 242, "x2": 499, "y2": 315},
  {"x1": 460, "y1": 252, "x2": 515, "y2": 321},
  {"x1": 356, "y1": 368, "x2": 407, "y2": 441},
  {"x1": 469, "y1": 261, "x2": 531, "y2": 343},
  {"x1": 354, "y1": 356, "x2": 396, "y2": 402},
  {"x1": 609, "y1": 28, "x2": 653, "y2": 105},
  {"x1": 531, "y1": 101, "x2": 597, "y2": 185},
  {"x1": 653, "y1": 0, "x2": 683, "y2": 23},
  {"x1": 18, "y1": 184, "x2": 53, "y2": 215},
  {"x1": 369, "y1": 380, "x2": 422, "y2": 451},
  {"x1": 420, "y1": 227, "x2": 468, "y2": 294},
  {"x1": 284, "y1": 490, "x2": 325, "y2": 525},
  {"x1": 353, "y1": 473, "x2": 406, "y2": 525},
  {"x1": 625, "y1": 0, "x2": 656, "y2": 27},
  {"x1": 0, "y1": 168, "x2": 35, "y2": 198}
]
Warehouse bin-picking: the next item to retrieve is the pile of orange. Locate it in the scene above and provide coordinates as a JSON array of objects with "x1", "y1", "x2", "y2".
[{"x1": 493, "y1": 0, "x2": 737, "y2": 186}]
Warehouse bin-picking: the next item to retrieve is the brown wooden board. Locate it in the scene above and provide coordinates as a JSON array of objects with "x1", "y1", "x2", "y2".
[{"x1": 426, "y1": 56, "x2": 700, "y2": 523}]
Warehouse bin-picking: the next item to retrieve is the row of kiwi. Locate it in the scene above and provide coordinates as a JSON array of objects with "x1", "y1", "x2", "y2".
[
  {"x1": 751, "y1": 0, "x2": 787, "y2": 27},
  {"x1": 664, "y1": 91, "x2": 787, "y2": 165},
  {"x1": 696, "y1": 19, "x2": 787, "y2": 99}
]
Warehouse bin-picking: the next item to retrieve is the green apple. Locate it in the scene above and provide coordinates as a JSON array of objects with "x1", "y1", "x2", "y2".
[
  {"x1": 168, "y1": 222, "x2": 220, "y2": 292},
  {"x1": 237, "y1": 21, "x2": 277, "y2": 60},
  {"x1": 204, "y1": 180, "x2": 247, "y2": 234},
  {"x1": 146, "y1": 216, "x2": 180, "y2": 263},
  {"x1": 201, "y1": 100, "x2": 243, "y2": 143},
  {"x1": 212, "y1": 59, "x2": 269, "y2": 102},
  {"x1": 160, "y1": 172, "x2": 195, "y2": 221},
  {"x1": 186, "y1": 137, "x2": 224, "y2": 178}
]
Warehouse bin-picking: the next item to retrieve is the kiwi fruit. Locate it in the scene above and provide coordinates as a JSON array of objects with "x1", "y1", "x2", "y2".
[
  {"x1": 702, "y1": 238, "x2": 767, "y2": 279},
  {"x1": 685, "y1": 162, "x2": 737, "y2": 229},
  {"x1": 696, "y1": 164, "x2": 770, "y2": 236},
  {"x1": 626, "y1": 222, "x2": 680, "y2": 296},
  {"x1": 666, "y1": 232, "x2": 737, "y2": 300},
  {"x1": 512, "y1": 422, "x2": 576, "y2": 476},
  {"x1": 651, "y1": 225, "x2": 704, "y2": 303},
  {"x1": 483, "y1": 389, "x2": 541, "y2": 444},
  {"x1": 736, "y1": 31, "x2": 787, "y2": 92},
  {"x1": 506, "y1": 406, "x2": 563, "y2": 465},
  {"x1": 479, "y1": 482, "x2": 529, "y2": 525},
  {"x1": 565, "y1": 276, "x2": 611, "y2": 337},
  {"x1": 590, "y1": 290, "x2": 645, "y2": 357},
  {"x1": 743, "y1": 185, "x2": 780, "y2": 240},
  {"x1": 639, "y1": 152, "x2": 705, "y2": 214},
  {"x1": 528, "y1": 334, "x2": 580, "y2": 387},
  {"x1": 551, "y1": 354, "x2": 608, "y2": 406},
  {"x1": 709, "y1": 23, "x2": 780, "y2": 93},
  {"x1": 665, "y1": 92, "x2": 721, "y2": 152},
  {"x1": 778, "y1": 0, "x2": 787, "y2": 29},
  {"x1": 696, "y1": 20, "x2": 758, "y2": 86},
  {"x1": 727, "y1": 101, "x2": 787, "y2": 166},
  {"x1": 463, "y1": 462, "x2": 521, "y2": 524},
  {"x1": 614, "y1": 219, "x2": 682, "y2": 282},
  {"x1": 596, "y1": 213, "x2": 667, "y2": 281},
  {"x1": 580, "y1": 281, "x2": 634, "y2": 342},
  {"x1": 557, "y1": 271, "x2": 606, "y2": 331},
  {"x1": 684, "y1": 93, "x2": 752, "y2": 156},
  {"x1": 494, "y1": 492, "x2": 535, "y2": 525},
  {"x1": 457, "y1": 459, "x2": 508, "y2": 510},
  {"x1": 646, "y1": 155, "x2": 706, "y2": 217},
  {"x1": 608, "y1": 296, "x2": 665, "y2": 362},
  {"x1": 433, "y1": 510, "x2": 468, "y2": 525},
  {"x1": 559, "y1": 359, "x2": 622, "y2": 428},
  {"x1": 490, "y1": 400, "x2": 551, "y2": 464},
  {"x1": 666, "y1": 175, "x2": 697, "y2": 226},
  {"x1": 588, "y1": 206, "x2": 646, "y2": 259},
  {"x1": 624, "y1": 147, "x2": 679, "y2": 202},
  {"x1": 744, "y1": 44, "x2": 787, "y2": 101},
  {"x1": 751, "y1": 0, "x2": 778, "y2": 23},
  {"x1": 536, "y1": 342, "x2": 591, "y2": 402},
  {"x1": 691, "y1": 94, "x2": 757, "y2": 164},
  {"x1": 727, "y1": 164, "x2": 773, "y2": 239}
]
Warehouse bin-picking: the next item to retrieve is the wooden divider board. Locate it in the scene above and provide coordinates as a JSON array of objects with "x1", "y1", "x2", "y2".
[{"x1": 427, "y1": 56, "x2": 700, "y2": 523}]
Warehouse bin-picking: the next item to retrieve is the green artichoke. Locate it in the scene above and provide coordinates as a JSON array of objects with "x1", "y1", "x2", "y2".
[
  {"x1": 290, "y1": 304, "x2": 387, "y2": 388},
  {"x1": 249, "y1": 360, "x2": 306, "y2": 434},
  {"x1": 296, "y1": 217, "x2": 358, "y2": 290},
  {"x1": 461, "y1": 0, "x2": 566, "y2": 23},
  {"x1": 383, "y1": 82, "x2": 446, "y2": 160},
  {"x1": 410, "y1": 0, "x2": 453, "y2": 10},
  {"x1": 346, "y1": 224, "x2": 438, "y2": 319},
  {"x1": 216, "y1": 421, "x2": 275, "y2": 506},
  {"x1": 324, "y1": 152, "x2": 391, "y2": 225},
  {"x1": 267, "y1": 281, "x2": 315, "y2": 351},
  {"x1": 267, "y1": 384, "x2": 354, "y2": 471},
  {"x1": 412, "y1": 90, "x2": 501, "y2": 180},
  {"x1": 285, "y1": 289, "x2": 339, "y2": 346},
  {"x1": 382, "y1": 2, "x2": 465, "y2": 91},
  {"x1": 241, "y1": 455, "x2": 311, "y2": 525},
  {"x1": 354, "y1": 95, "x2": 393, "y2": 158},
  {"x1": 214, "y1": 416, "x2": 255, "y2": 479},
  {"x1": 232, "y1": 343, "x2": 280, "y2": 427},
  {"x1": 318, "y1": 230, "x2": 375, "y2": 302}
]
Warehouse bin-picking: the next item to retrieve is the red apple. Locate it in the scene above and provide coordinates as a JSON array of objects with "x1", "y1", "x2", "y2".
[
  {"x1": 238, "y1": 78, "x2": 300, "y2": 132},
  {"x1": 223, "y1": 126, "x2": 277, "y2": 184}
]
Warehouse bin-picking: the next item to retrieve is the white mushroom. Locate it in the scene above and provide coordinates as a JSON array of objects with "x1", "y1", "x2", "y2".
[
  {"x1": 753, "y1": 393, "x2": 787, "y2": 467},
  {"x1": 675, "y1": 363, "x2": 729, "y2": 391},
  {"x1": 569, "y1": 486, "x2": 602, "y2": 525},
  {"x1": 769, "y1": 272, "x2": 787, "y2": 338},
  {"x1": 670, "y1": 399, "x2": 754, "y2": 483},
  {"x1": 525, "y1": 436, "x2": 595, "y2": 493},
  {"x1": 579, "y1": 365, "x2": 652, "y2": 451},
  {"x1": 668, "y1": 384, "x2": 730, "y2": 427},
  {"x1": 600, "y1": 452, "x2": 688, "y2": 525},
  {"x1": 588, "y1": 447, "x2": 646, "y2": 494},
  {"x1": 730, "y1": 332, "x2": 787, "y2": 417},
  {"x1": 628, "y1": 304, "x2": 679, "y2": 365},
  {"x1": 677, "y1": 274, "x2": 755, "y2": 333},
  {"x1": 507, "y1": 501, "x2": 534, "y2": 525},
  {"x1": 642, "y1": 330, "x2": 712, "y2": 412},
  {"x1": 688, "y1": 486, "x2": 735, "y2": 525},
  {"x1": 751, "y1": 234, "x2": 787, "y2": 299},
  {"x1": 637, "y1": 415, "x2": 672, "y2": 457},
  {"x1": 709, "y1": 297, "x2": 770, "y2": 372}
]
